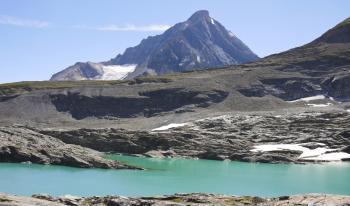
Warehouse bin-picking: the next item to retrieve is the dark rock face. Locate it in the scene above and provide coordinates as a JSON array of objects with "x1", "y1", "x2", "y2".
[
  {"x1": 50, "y1": 10, "x2": 258, "y2": 81},
  {"x1": 260, "y1": 78, "x2": 322, "y2": 100},
  {"x1": 50, "y1": 89, "x2": 228, "y2": 119},
  {"x1": 237, "y1": 77, "x2": 323, "y2": 101},
  {"x1": 324, "y1": 74, "x2": 350, "y2": 100}
]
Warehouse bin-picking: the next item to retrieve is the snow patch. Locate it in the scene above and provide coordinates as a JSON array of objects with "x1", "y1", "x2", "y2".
[
  {"x1": 210, "y1": 18, "x2": 215, "y2": 25},
  {"x1": 152, "y1": 123, "x2": 188, "y2": 131},
  {"x1": 289, "y1": 95, "x2": 326, "y2": 102},
  {"x1": 196, "y1": 55, "x2": 201, "y2": 63},
  {"x1": 229, "y1": 31, "x2": 235, "y2": 37},
  {"x1": 250, "y1": 143, "x2": 350, "y2": 161},
  {"x1": 99, "y1": 64, "x2": 136, "y2": 80},
  {"x1": 303, "y1": 152, "x2": 350, "y2": 161},
  {"x1": 250, "y1": 144, "x2": 332, "y2": 158},
  {"x1": 307, "y1": 103, "x2": 332, "y2": 107}
]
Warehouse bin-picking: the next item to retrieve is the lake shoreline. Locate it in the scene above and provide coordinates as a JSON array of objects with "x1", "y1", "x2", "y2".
[
  {"x1": 1, "y1": 193, "x2": 350, "y2": 206},
  {"x1": 1, "y1": 111, "x2": 350, "y2": 169}
]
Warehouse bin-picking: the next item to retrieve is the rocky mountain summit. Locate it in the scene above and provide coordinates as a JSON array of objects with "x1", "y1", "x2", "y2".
[{"x1": 50, "y1": 10, "x2": 258, "y2": 81}]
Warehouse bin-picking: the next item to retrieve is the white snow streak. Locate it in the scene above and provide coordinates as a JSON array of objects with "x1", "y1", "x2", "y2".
[
  {"x1": 196, "y1": 55, "x2": 201, "y2": 63},
  {"x1": 307, "y1": 103, "x2": 333, "y2": 107},
  {"x1": 289, "y1": 95, "x2": 326, "y2": 102},
  {"x1": 152, "y1": 123, "x2": 188, "y2": 131},
  {"x1": 210, "y1": 18, "x2": 215, "y2": 25}
]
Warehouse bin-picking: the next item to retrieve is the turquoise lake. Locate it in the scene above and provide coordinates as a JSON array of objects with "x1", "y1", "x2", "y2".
[{"x1": 1, "y1": 155, "x2": 350, "y2": 197}]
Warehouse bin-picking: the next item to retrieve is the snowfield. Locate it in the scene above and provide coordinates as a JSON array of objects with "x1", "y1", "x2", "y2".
[
  {"x1": 251, "y1": 143, "x2": 350, "y2": 161},
  {"x1": 98, "y1": 64, "x2": 137, "y2": 80},
  {"x1": 302, "y1": 152, "x2": 350, "y2": 161}
]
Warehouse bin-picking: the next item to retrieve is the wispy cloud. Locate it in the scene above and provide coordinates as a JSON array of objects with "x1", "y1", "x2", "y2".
[
  {"x1": 0, "y1": 15, "x2": 49, "y2": 28},
  {"x1": 0, "y1": 15, "x2": 170, "y2": 32},
  {"x1": 97, "y1": 24, "x2": 171, "y2": 32},
  {"x1": 75, "y1": 24, "x2": 171, "y2": 32}
]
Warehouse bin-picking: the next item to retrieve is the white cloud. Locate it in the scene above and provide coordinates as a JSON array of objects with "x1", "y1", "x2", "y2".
[
  {"x1": 0, "y1": 15, "x2": 49, "y2": 28},
  {"x1": 96, "y1": 24, "x2": 171, "y2": 32},
  {"x1": 0, "y1": 15, "x2": 170, "y2": 32}
]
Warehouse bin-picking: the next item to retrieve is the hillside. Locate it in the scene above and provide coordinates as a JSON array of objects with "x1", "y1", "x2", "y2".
[{"x1": 0, "y1": 16, "x2": 350, "y2": 166}]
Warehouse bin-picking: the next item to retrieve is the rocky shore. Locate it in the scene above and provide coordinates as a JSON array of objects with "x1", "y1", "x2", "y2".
[
  {"x1": 0, "y1": 110, "x2": 349, "y2": 167},
  {"x1": 40, "y1": 111, "x2": 350, "y2": 164},
  {"x1": 0, "y1": 126, "x2": 140, "y2": 169},
  {"x1": 0, "y1": 193, "x2": 350, "y2": 206}
]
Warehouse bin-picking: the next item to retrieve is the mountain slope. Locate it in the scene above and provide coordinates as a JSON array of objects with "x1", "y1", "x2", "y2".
[
  {"x1": 250, "y1": 17, "x2": 350, "y2": 77},
  {"x1": 1, "y1": 17, "x2": 350, "y2": 166},
  {"x1": 50, "y1": 10, "x2": 258, "y2": 81},
  {"x1": 312, "y1": 17, "x2": 350, "y2": 43},
  {"x1": 1, "y1": 16, "x2": 350, "y2": 125}
]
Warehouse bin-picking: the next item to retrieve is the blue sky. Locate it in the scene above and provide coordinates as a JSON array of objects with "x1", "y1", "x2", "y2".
[{"x1": 0, "y1": 0, "x2": 349, "y2": 83}]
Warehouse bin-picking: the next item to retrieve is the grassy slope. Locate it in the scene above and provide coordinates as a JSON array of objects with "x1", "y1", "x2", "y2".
[{"x1": 0, "y1": 75, "x2": 178, "y2": 96}]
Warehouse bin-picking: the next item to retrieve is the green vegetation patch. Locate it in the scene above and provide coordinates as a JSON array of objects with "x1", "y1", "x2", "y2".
[
  {"x1": 131, "y1": 76, "x2": 174, "y2": 84},
  {"x1": 0, "y1": 80, "x2": 127, "y2": 96}
]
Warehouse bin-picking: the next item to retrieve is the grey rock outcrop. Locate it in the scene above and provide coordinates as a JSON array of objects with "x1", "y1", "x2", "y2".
[
  {"x1": 50, "y1": 62, "x2": 104, "y2": 81},
  {"x1": 39, "y1": 112, "x2": 350, "y2": 164},
  {"x1": 0, "y1": 125, "x2": 139, "y2": 169},
  {"x1": 323, "y1": 74, "x2": 350, "y2": 100}
]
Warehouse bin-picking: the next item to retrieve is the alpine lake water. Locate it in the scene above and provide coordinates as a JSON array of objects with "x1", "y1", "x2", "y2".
[{"x1": 1, "y1": 154, "x2": 350, "y2": 197}]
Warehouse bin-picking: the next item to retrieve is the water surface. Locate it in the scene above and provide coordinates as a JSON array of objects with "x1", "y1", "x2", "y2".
[{"x1": 0, "y1": 155, "x2": 349, "y2": 197}]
